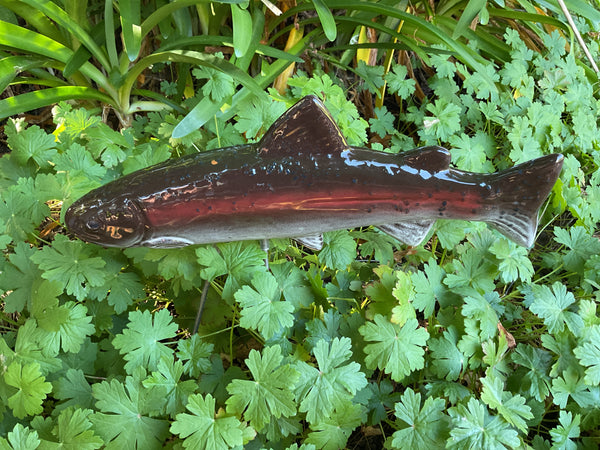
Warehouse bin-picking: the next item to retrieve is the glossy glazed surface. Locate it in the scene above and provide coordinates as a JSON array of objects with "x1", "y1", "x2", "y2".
[{"x1": 65, "y1": 96, "x2": 564, "y2": 248}]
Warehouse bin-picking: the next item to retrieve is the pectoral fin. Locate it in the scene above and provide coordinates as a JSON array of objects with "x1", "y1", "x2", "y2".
[
  {"x1": 294, "y1": 234, "x2": 324, "y2": 250},
  {"x1": 377, "y1": 220, "x2": 434, "y2": 246}
]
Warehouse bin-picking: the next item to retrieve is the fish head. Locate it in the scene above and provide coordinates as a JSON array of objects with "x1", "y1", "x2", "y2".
[{"x1": 65, "y1": 194, "x2": 147, "y2": 247}]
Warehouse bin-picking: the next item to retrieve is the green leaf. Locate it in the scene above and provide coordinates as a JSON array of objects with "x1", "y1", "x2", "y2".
[
  {"x1": 444, "y1": 248, "x2": 496, "y2": 296},
  {"x1": 7, "y1": 123, "x2": 56, "y2": 168},
  {"x1": 226, "y1": 345, "x2": 299, "y2": 431},
  {"x1": 32, "y1": 300, "x2": 95, "y2": 356},
  {"x1": 354, "y1": 229, "x2": 398, "y2": 265},
  {"x1": 135, "y1": 245, "x2": 201, "y2": 294},
  {"x1": 112, "y1": 309, "x2": 178, "y2": 374},
  {"x1": 462, "y1": 63, "x2": 500, "y2": 101},
  {"x1": 320, "y1": 230, "x2": 357, "y2": 270},
  {"x1": 0, "y1": 424, "x2": 40, "y2": 450},
  {"x1": 192, "y1": 55, "x2": 235, "y2": 102},
  {"x1": 364, "y1": 380, "x2": 400, "y2": 425},
  {"x1": 422, "y1": 99, "x2": 462, "y2": 141},
  {"x1": 453, "y1": 0, "x2": 487, "y2": 38},
  {"x1": 198, "y1": 356, "x2": 246, "y2": 406},
  {"x1": 143, "y1": 356, "x2": 197, "y2": 418},
  {"x1": 526, "y1": 282, "x2": 583, "y2": 336},
  {"x1": 4, "y1": 361, "x2": 52, "y2": 419},
  {"x1": 91, "y1": 375, "x2": 170, "y2": 448},
  {"x1": 448, "y1": 131, "x2": 494, "y2": 172},
  {"x1": 511, "y1": 344, "x2": 552, "y2": 402},
  {"x1": 170, "y1": 393, "x2": 251, "y2": 449},
  {"x1": 385, "y1": 63, "x2": 416, "y2": 100},
  {"x1": 53, "y1": 369, "x2": 94, "y2": 412},
  {"x1": 121, "y1": 141, "x2": 171, "y2": 174},
  {"x1": 550, "y1": 367, "x2": 588, "y2": 409},
  {"x1": 369, "y1": 106, "x2": 396, "y2": 138},
  {"x1": 411, "y1": 258, "x2": 458, "y2": 316},
  {"x1": 305, "y1": 401, "x2": 364, "y2": 450},
  {"x1": 489, "y1": 239, "x2": 534, "y2": 283},
  {"x1": 359, "y1": 315, "x2": 429, "y2": 382},
  {"x1": 235, "y1": 272, "x2": 295, "y2": 340},
  {"x1": 364, "y1": 265, "x2": 397, "y2": 319},
  {"x1": 294, "y1": 337, "x2": 367, "y2": 425},
  {"x1": 0, "y1": 319, "x2": 62, "y2": 376},
  {"x1": 176, "y1": 334, "x2": 214, "y2": 378},
  {"x1": 549, "y1": 411, "x2": 580, "y2": 450},
  {"x1": 390, "y1": 388, "x2": 449, "y2": 448},
  {"x1": 233, "y1": 94, "x2": 287, "y2": 140},
  {"x1": 429, "y1": 327, "x2": 464, "y2": 381},
  {"x1": 270, "y1": 261, "x2": 314, "y2": 309},
  {"x1": 482, "y1": 336, "x2": 511, "y2": 379},
  {"x1": 311, "y1": 0, "x2": 336, "y2": 41},
  {"x1": 44, "y1": 407, "x2": 103, "y2": 449},
  {"x1": 480, "y1": 375, "x2": 533, "y2": 433},
  {"x1": 305, "y1": 309, "x2": 343, "y2": 348},
  {"x1": 172, "y1": 95, "x2": 223, "y2": 140},
  {"x1": 120, "y1": 0, "x2": 141, "y2": 61},
  {"x1": 89, "y1": 269, "x2": 146, "y2": 314},
  {"x1": 356, "y1": 61, "x2": 385, "y2": 95},
  {"x1": 573, "y1": 325, "x2": 600, "y2": 385},
  {"x1": 447, "y1": 398, "x2": 520, "y2": 449},
  {"x1": 231, "y1": 4, "x2": 251, "y2": 58},
  {"x1": 54, "y1": 142, "x2": 107, "y2": 182},
  {"x1": 462, "y1": 292, "x2": 503, "y2": 340},
  {"x1": 391, "y1": 270, "x2": 416, "y2": 326},
  {"x1": 30, "y1": 235, "x2": 107, "y2": 301},
  {"x1": 0, "y1": 184, "x2": 49, "y2": 242},
  {"x1": 0, "y1": 242, "x2": 41, "y2": 312},
  {"x1": 0, "y1": 86, "x2": 113, "y2": 120},
  {"x1": 554, "y1": 226, "x2": 600, "y2": 275},
  {"x1": 58, "y1": 107, "x2": 102, "y2": 138},
  {"x1": 196, "y1": 241, "x2": 266, "y2": 300}
]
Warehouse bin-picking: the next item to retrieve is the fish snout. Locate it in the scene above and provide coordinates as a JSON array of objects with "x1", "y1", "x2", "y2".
[{"x1": 64, "y1": 196, "x2": 146, "y2": 248}]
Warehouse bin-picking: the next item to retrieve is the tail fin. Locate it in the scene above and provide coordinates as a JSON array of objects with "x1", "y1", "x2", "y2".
[{"x1": 487, "y1": 154, "x2": 563, "y2": 247}]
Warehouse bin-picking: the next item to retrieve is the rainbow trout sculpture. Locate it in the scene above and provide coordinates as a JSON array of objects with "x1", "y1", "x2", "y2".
[{"x1": 65, "y1": 96, "x2": 563, "y2": 250}]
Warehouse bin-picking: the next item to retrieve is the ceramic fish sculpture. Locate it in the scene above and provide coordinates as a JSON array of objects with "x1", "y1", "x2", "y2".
[{"x1": 65, "y1": 95, "x2": 563, "y2": 250}]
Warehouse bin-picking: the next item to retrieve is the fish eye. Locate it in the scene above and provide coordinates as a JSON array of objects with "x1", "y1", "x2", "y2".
[{"x1": 86, "y1": 219, "x2": 101, "y2": 231}]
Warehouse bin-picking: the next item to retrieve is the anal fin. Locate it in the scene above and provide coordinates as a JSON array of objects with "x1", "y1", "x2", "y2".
[
  {"x1": 294, "y1": 234, "x2": 324, "y2": 250},
  {"x1": 377, "y1": 220, "x2": 434, "y2": 246}
]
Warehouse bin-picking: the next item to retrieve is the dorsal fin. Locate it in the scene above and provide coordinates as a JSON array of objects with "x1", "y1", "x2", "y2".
[
  {"x1": 400, "y1": 146, "x2": 451, "y2": 173},
  {"x1": 258, "y1": 95, "x2": 348, "y2": 155}
]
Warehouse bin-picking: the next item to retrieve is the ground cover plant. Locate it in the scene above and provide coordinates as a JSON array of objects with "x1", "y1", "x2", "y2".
[{"x1": 1, "y1": 0, "x2": 600, "y2": 448}]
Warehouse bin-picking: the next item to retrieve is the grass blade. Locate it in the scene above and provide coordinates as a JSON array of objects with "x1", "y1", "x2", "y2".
[
  {"x1": 231, "y1": 4, "x2": 252, "y2": 58},
  {"x1": 311, "y1": 0, "x2": 337, "y2": 41},
  {"x1": 0, "y1": 86, "x2": 113, "y2": 119},
  {"x1": 453, "y1": 0, "x2": 487, "y2": 39},
  {"x1": 20, "y1": 0, "x2": 111, "y2": 69},
  {"x1": 172, "y1": 95, "x2": 222, "y2": 138},
  {"x1": 120, "y1": 0, "x2": 142, "y2": 62}
]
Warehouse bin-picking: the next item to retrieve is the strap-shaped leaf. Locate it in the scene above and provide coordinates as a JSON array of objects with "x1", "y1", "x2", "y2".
[
  {"x1": 311, "y1": 0, "x2": 336, "y2": 41},
  {"x1": 0, "y1": 86, "x2": 114, "y2": 120},
  {"x1": 20, "y1": 0, "x2": 111, "y2": 69},
  {"x1": 231, "y1": 4, "x2": 252, "y2": 58},
  {"x1": 119, "y1": 0, "x2": 141, "y2": 62}
]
